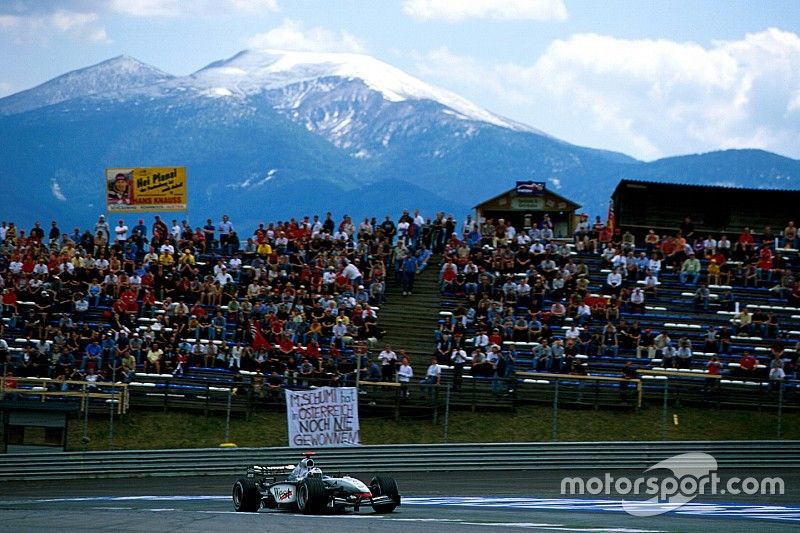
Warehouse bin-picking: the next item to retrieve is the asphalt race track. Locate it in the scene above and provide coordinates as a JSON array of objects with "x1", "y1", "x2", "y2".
[{"x1": 0, "y1": 470, "x2": 798, "y2": 532}]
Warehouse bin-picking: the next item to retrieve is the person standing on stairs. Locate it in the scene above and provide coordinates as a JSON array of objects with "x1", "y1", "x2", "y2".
[
  {"x1": 379, "y1": 344, "x2": 398, "y2": 382},
  {"x1": 450, "y1": 345, "x2": 468, "y2": 391},
  {"x1": 401, "y1": 253, "x2": 419, "y2": 296},
  {"x1": 397, "y1": 357, "x2": 413, "y2": 398}
]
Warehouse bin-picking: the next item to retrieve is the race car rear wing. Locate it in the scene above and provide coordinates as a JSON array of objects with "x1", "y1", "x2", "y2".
[{"x1": 247, "y1": 464, "x2": 294, "y2": 480}]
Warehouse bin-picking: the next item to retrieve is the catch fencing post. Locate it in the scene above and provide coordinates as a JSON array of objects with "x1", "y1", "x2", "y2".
[
  {"x1": 354, "y1": 341, "x2": 367, "y2": 391},
  {"x1": 225, "y1": 387, "x2": 232, "y2": 443},
  {"x1": 433, "y1": 384, "x2": 438, "y2": 424},
  {"x1": 661, "y1": 379, "x2": 669, "y2": 441},
  {"x1": 551, "y1": 378, "x2": 559, "y2": 441},
  {"x1": 82, "y1": 383, "x2": 90, "y2": 451},
  {"x1": 108, "y1": 363, "x2": 117, "y2": 450},
  {"x1": 443, "y1": 384, "x2": 451, "y2": 443},
  {"x1": 777, "y1": 383, "x2": 784, "y2": 440}
]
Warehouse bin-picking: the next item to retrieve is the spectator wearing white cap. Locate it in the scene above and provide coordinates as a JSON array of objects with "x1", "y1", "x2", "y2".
[{"x1": 94, "y1": 215, "x2": 110, "y2": 243}]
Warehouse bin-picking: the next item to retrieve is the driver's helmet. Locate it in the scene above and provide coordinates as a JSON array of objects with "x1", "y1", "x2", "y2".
[{"x1": 308, "y1": 467, "x2": 323, "y2": 478}]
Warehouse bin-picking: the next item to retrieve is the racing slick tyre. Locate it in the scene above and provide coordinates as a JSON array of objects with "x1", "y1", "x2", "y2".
[
  {"x1": 232, "y1": 477, "x2": 261, "y2": 512},
  {"x1": 296, "y1": 477, "x2": 327, "y2": 514},
  {"x1": 370, "y1": 475, "x2": 400, "y2": 513}
]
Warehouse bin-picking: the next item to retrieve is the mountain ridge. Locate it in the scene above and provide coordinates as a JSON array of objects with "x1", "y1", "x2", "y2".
[
  {"x1": 0, "y1": 55, "x2": 173, "y2": 116},
  {"x1": 0, "y1": 51, "x2": 798, "y2": 229}
]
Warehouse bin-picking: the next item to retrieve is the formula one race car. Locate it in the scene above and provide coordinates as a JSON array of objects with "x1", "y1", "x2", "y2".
[{"x1": 232, "y1": 452, "x2": 401, "y2": 514}]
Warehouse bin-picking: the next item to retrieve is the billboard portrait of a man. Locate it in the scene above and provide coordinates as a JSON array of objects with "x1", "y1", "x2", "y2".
[{"x1": 107, "y1": 170, "x2": 132, "y2": 205}]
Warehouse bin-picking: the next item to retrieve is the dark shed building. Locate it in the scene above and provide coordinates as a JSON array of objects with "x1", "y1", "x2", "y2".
[
  {"x1": 612, "y1": 179, "x2": 800, "y2": 237},
  {"x1": 1, "y1": 401, "x2": 77, "y2": 453}
]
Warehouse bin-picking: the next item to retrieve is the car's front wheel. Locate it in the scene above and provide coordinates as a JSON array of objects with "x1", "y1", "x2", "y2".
[
  {"x1": 296, "y1": 478, "x2": 327, "y2": 514},
  {"x1": 370, "y1": 475, "x2": 400, "y2": 513},
  {"x1": 232, "y1": 477, "x2": 261, "y2": 512}
]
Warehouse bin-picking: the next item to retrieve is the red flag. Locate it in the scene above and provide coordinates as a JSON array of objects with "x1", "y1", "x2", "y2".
[
  {"x1": 251, "y1": 320, "x2": 271, "y2": 351},
  {"x1": 607, "y1": 198, "x2": 616, "y2": 234}
]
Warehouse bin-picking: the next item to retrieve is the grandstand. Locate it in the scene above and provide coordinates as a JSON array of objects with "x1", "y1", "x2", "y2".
[
  {"x1": 432, "y1": 214, "x2": 800, "y2": 412},
  {"x1": 0, "y1": 206, "x2": 799, "y2": 428}
]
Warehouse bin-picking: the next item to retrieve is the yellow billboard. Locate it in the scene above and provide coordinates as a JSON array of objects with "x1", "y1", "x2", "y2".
[{"x1": 106, "y1": 167, "x2": 187, "y2": 212}]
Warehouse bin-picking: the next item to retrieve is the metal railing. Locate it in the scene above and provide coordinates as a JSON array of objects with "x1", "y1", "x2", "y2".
[
  {"x1": 1, "y1": 377, "x2": 129, "y2": 414},
  {"x1": 0, "y1": 440, "x2": 798, "y2": 481},
  {"x1": 5, "y1": 373, "x2": 794, "y2": 449}
]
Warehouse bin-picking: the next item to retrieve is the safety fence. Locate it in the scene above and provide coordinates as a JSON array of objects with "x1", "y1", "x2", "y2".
[
  {"x1": 2, "y1": 372, "x2": 796, "y2": 450},
  {"x1": 7, "y1": 371, "x2": 795, "y2": 417},
  {"x1": 0, "y1": 440, "x2": 798, "y2": 481}
]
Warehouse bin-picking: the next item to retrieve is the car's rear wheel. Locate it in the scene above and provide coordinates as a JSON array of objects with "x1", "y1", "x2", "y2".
[
  {"x1": 296, "y1": 478, "x2": 327, "y2": 514},
  {"x1": 232, "y1": 477, "x2": 261, "y2": 512},
  {"x1": 370, "y1": 475, "x2": 400, "y2": 513}
]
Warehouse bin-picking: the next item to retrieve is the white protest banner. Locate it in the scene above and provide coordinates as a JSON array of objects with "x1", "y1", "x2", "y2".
[{"x1": 285, "y1": 387, "x2": 360, "y2": 448}]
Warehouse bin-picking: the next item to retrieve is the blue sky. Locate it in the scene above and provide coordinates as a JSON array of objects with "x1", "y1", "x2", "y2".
[{"x1": 1, "y1": 0, "x2": 799, "y2": 160}]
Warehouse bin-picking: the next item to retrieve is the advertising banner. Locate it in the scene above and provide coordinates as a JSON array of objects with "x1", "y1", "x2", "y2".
[
  {"x1": 515, "y1": 180, "x2": 546, "y2": 196},
  {"x1": 285, "y1": 387, "x2": 360, "y2": 448},
  {"x1": 106, "y1": 167, "x2": 187, "y2": 212}
]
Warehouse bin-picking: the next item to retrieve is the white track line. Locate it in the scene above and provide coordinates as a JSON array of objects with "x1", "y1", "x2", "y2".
[{"x1": 1, "y1": 494, "x2": 797, "y2": 523}]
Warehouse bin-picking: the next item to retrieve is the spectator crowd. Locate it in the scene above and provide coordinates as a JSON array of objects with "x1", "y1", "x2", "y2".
[
  {"x1": 0, "y1": 210, "x2": 450, "y2": 391},
  {"x1": 433, "y1": 214, "x2": 800, "y2": 385},
  {"x1": 1, "y1": 208, "x2": 799, "y2": 401}
]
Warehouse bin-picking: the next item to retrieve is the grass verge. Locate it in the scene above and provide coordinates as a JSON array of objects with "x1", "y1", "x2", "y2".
[{"x1": 67, "y1": 404, "x2": 799, "y2": 451}]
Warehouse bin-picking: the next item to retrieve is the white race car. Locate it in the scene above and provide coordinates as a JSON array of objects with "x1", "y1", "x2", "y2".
[{"x1": 232, "y1": 452, "x2": 401, "y2": 514}]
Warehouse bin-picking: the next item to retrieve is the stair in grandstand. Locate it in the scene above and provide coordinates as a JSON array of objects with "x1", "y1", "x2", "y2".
[{"x1": 377, "y1": 256, "x2": 443, "y2": 365}]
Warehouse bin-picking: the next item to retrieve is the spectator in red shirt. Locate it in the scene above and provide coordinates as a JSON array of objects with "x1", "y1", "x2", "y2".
[
  {"x1": 704, "y1": 355, "x2": 722, "y2": 393},
  {"x1": 173, "y1": 349, "x2": 189, "y2": 377},
  {"x1": 118, "y1": 286, "x2": 139, "y2": 314},
  {"x1": 140, "y1": 289, "x2": 156, "y2": 317},
  {"x1": 304, "y1": 339, "x2": 321, "y2": 361},
  {"x1": 738, "y1": 351, "x2": 758, "y2": 377},
  {"x1": 190, "y1": 301, "x2": 206, "y2": 318},
  {"x1": 707, "y1": 356, "x2": 722, "y2": 375},
  {"x1": 488, "y1": 328, "x2": 503, "y2": 346},
  {"x1": 21, "y1": 255, "x2": 36, "y2": 274},
  {"x1": 738, "y1": 227, "x2": 755, "y2": 250},
  {"x1": 757, "y1": 248, "x2": 774, "y2": 284},
  {"x1": 2, "y1": 287, "x2": 18, "y2": 314},
  {"x1": 192, "y1": 227, "x2": 206, "y2": 249},
  {"x1": 3, "y1": 370, "x2": 19, "y2": 400},
  {"x1": 278, "y1": 334, "x2": 295, "y2": 359}
]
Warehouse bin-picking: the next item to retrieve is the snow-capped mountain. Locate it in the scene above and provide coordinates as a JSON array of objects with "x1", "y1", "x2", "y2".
[
  {"x1": 0, "y1": 55, "x2": 173, "y2": 116},
  {"x1": 189, "y1": 49, "x2": 530, "y2": 128},
  {"x1": 0, "y1": 49, "x2": 539, "y2": 159},
  {"x1": 0, "y1": 51, "x2": 798, "y2": 228}
]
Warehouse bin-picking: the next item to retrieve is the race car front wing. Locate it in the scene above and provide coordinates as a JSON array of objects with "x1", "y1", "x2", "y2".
[{"x1": 331, "y1": 493, "x2": 396, "y2": 511}]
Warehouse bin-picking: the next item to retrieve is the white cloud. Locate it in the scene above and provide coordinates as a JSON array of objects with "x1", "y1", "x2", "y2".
[
  {"x1": 412, "y1": 28, "x2": 800, "y2": 160},
  {"x1": 247, "y1": 19, "x2": 366, "y2": 53},
  {"x1": 789, "y1": 91, "x2": 800, "y2": 113},
  {"x1": 0, "y1": 0, "x2": 279, "y2": 39},
  {"x1": 51, "y1": 10, "x2": 94, "y2": 31},
  {"x1": 106, "y1": 0, "x2": 183, "y2": 17},
  {"x1": 0, "y1": 8, "x2": 109, "y2": 42},
  {"x1": 106, "y1": 0, "x2": 279, "y2": 18},
  {"x1": 0, "y1": 15, "x2": 17, "y2": 28},
  {"x1": 0, "y1": 0, "x2": 279, "y2": 42},
  {"x1": 0, "y1": 82, "x2": 13, "y2": 98},
  {"x1": 51, "y1": 179, "x2": 67, "y2": 201},
  {"x1": 51, "y1": 10, "x2": 108, "y2": 41},
  {"x1": 403, "y1": 0, "x2": 567, "y2": 22}
]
